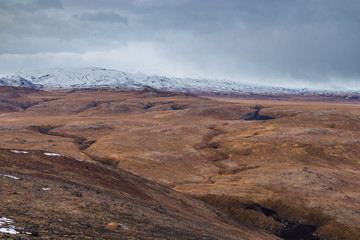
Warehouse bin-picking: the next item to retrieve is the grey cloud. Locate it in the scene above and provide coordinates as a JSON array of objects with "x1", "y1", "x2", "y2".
[
  {"x1": 33, "y1": 0, "x2": 64, "y2": 9},
  {"x1": 0, "y1": 0, "x2": 64, "y2": 12},
  {"x1": 75, "y1": 12, "x2": 128, "y2": 24},
  {"x1": 0, "y1": 0, "x2": 359, "y2": 89}
]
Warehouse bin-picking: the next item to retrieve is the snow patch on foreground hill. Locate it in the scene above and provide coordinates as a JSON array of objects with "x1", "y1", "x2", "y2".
[{"x1": 0, "y1": 67, "x2": 359, "y2": 95}]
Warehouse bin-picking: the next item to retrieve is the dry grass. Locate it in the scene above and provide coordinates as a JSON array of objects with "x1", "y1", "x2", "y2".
[
  {"x1": 197, "y1": 194, "x2": 360, "y2": 240},
  {"x1": 1, "y1": 86, "x2": 360, "y2": 238},
  {"x1": 1, "y1": 149, "x2": 273, "y2": 239}
]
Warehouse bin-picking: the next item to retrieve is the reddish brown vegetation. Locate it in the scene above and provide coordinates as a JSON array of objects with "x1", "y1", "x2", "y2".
[{"x1": 1, "y1": 86, "x2": 360, "y2": 239}]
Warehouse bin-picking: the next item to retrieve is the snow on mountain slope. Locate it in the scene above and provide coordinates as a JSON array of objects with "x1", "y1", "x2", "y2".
[
  {"x1": 0, "y1": 75, "x2": 37, "y2": 88},
  {"x1": 0, "y1": 68, "x2": 359, "y2": 95}
]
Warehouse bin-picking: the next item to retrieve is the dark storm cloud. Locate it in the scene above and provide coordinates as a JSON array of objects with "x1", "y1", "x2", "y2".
[{"x1": 0, "y1": 0, "x2": 359, "y2": 89}]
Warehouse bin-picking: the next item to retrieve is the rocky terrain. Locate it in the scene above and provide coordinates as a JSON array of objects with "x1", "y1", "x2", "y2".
[{"x1": 1, "y1": 86, "x2": 360, "y2": 239}]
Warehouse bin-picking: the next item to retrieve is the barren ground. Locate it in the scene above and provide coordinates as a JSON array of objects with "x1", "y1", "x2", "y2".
[{"x1": 1, "y1": 86, "x2": 359, "y2": 239}]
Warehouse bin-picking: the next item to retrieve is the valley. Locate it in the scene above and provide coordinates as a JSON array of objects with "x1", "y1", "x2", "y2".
[{"x1": 1, "y1": 86, "x2": 360, "y2": 239}]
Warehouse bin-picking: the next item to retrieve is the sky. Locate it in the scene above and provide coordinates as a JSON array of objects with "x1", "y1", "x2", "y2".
[{"x1": 0, "y1": 0, "x2": 359, "y2": 90}]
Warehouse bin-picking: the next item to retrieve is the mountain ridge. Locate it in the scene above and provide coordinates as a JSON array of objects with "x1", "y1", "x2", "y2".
[{"x1": 0, "y1": 67, "x2": 359, "y2": 96}]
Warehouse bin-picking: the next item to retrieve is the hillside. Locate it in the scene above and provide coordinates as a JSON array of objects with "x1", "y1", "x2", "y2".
[
  {"x1": 0, "y1": 86, "x2": 359, "y2": 239},
  {"x1": 0, "y1": 148, "x2": 276, "y2": 239}
]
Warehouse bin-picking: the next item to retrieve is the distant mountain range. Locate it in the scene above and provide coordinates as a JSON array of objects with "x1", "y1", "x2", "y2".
[{"x1": 0, "y1": 67, "x2": 359, "y2": 97}]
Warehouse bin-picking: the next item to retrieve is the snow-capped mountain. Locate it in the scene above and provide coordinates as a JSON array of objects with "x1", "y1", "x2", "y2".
[
  {"x1": 0, "y1": 75, "x2": 38, "y2": 88},
  {"x1": 0, "y1": 67, "x2": 359, "y2": 96}
]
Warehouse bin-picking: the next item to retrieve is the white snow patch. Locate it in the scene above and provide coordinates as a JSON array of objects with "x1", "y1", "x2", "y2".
[
  {"x1": 0, "y1": 227, "x2": 19, "y2": 234},
  {"x1": 0, "y1": 174, "x2": 20, "y2": 180},
  {"x1": 42, "y1": 188, "x2": 51, "y2": 191},
  {"x1": 11, "y1": 150, "x2": 29, "y2": 154},
  {"x1": 43, "y1": 152, "x2": 62, "y2": 157},
  {"x1": 0, "y1": 217, "x2": 13, "y2": 226},
  {"x1": 0, "y1": 217, "x2": 19, "y2": 235}
]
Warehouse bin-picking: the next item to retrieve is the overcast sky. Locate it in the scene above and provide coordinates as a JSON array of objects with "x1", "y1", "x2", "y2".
[{"x1": 0, "y1": 0, "x2": 359, "y2": 89}]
